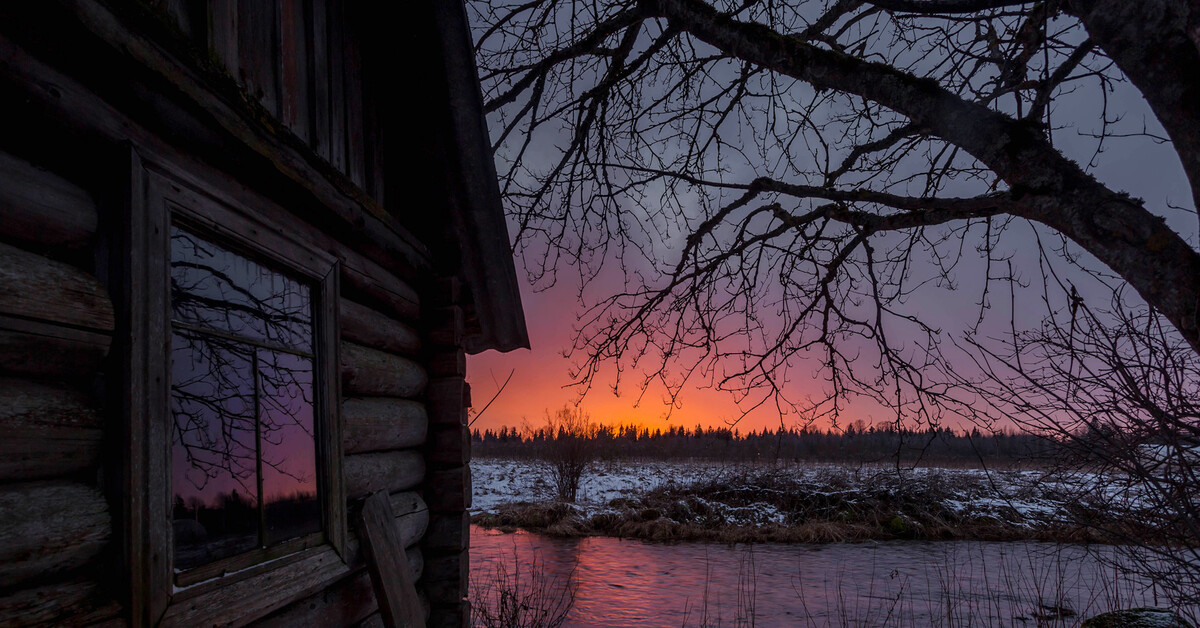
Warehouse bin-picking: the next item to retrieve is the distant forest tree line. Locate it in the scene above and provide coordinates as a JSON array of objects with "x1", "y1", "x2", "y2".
[{"x1": 472, "y1": 420, "x2": 1056, "y2": 466}]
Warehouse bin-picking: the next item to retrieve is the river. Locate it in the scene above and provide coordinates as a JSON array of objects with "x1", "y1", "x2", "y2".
[{"x1": 469, "y1": 526, "x2": 1191, "y2": 627}]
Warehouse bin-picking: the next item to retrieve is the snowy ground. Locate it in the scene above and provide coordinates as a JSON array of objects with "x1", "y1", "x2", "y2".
[
  {"x1": 470, "y1": 458, "x2": 1094, "y2": 528},
  {"x1": 471, "y1": 458, "x2": 722, "y2": 516}
]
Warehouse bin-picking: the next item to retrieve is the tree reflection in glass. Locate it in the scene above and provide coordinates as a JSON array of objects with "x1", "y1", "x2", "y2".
[{"x1": 170, "y1": 227, "x2": 320, "y2": 571}]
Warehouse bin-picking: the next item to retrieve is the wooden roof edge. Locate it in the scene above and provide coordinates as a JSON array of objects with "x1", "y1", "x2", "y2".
[{"x1": 430, "y1": 0, "x2": 530, "y2": 354}]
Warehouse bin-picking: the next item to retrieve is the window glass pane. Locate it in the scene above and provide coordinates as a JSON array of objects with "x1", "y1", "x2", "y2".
[
  {"x1": 170, "y1": 226, "x2": 312, "y2": 353},
  {"x1": 258, "y1": 350, "x2": 321, "y2": 545},
  {"x1": 171, "y1": 331, "x2": 260, "y2": 570}
]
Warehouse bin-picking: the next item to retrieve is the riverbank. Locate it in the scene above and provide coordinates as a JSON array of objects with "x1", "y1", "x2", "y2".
[{"x1": 470, "y1": 458, "x2": 1130, "y2": 543}]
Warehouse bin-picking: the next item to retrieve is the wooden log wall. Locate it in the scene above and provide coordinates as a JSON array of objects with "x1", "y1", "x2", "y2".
[
  {"x1": 0, "y1": 150, "x2": 123, "y2": 626},
  {"x1": 265, "y1": 274, "x2": 477, "y2": 628},
  {"x1": 155, "y1": 0, "x2": 383, "y2": 203},
  {"x1": 0, "y1": 143, "x2": 448, "y2": 625},
  {"x1": 0, "y1": 1, "x2": 484, "y2": 620},
  {"x1": 421, "y1": 277, "x2": 474, "y2": 626},
  {"x1": 255, "y1": 289, "x2": 435, "y2": 626}
]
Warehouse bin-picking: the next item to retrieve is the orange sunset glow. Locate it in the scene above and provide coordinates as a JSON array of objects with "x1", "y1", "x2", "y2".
[{"x1": 468, "y1": 273, "x2": 855, "y2": 435}]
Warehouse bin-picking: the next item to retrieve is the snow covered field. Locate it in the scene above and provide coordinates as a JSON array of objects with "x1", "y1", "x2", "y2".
[
  {"x1": 471, "y1": 458, "x2": 722, "y2": 515},
  {"x1": 470, "y1": 457, "x2": 1091, "y2": 529}
]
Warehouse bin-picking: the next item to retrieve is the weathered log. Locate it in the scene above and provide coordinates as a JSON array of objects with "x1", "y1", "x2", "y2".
[
  {"x1": 345, "y1": 492, "x2": 429, "y2": 552},
  {"x1": 0, "y1": 377, "x2": 102, "y2": 481},
  {"x1": 0, "y1": 316, "x2": 110, "y2": 378},
  {"x1": 341, "y1": 342, "x2": 427, "y2": 398},
  {"x1": 426, "y1": 349, "x2": 465, "y2": 378},
  {"x1": 0, "y1": 243, "x2": 112, "y2": 378},
  {"x1": 421, "y1": 550, "x2": 468, "y2": 606},
  {"x1": 424, "y1": 466, "x2": 471, "y2": 513},
  {"x1": 427, "y1": 425, "x2": 470, "y2": 467},
  {"x1": 341, "y1": 540, "x2": 425, "y2": 583},
  {"x1": 426, "y1": 306, "x2": 464, "y2": 349},
  {"x1": 340, "y1": 299, "x2": 420, "y2": 355},
  {"x1": 341, "y1": 262, "x2": 420, "y2": 324},
  {"x1": 0, "y1": 151, "x2": 98, "y2": 249},
  {"x1": 405, "y1": 547, "x2": 424, "y2": 583},
  {"x1": 340, "y1": 299, "x2": 420, "y2": 357},
  {"x1": 0, "y1": 578, "x2": 122, "y2": 627},
  {"x1": 391, "y1": 492, "x2": 430, "y2": 547},
  {"x1": 343, "y1": 398, "x2": 428, "y2": 454},
  {"x1": 425, "y1": 377, "x2": 468, "y2": 427},
  {"x1": 422, "y1": 512, "x2": 470, "y2": 555},
  {"x1": 345, "y1": 451, "x2": 425, "y2": 499},
  {"x1": 0, "y1": 482, "x2": 110, "y2": 588},
  {"x1": 0, "y1": 241, "x2": 114, "y2": 332}
]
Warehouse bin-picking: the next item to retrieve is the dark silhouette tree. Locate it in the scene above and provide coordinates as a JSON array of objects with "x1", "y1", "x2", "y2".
[{"x1": 471, "y1": 0, "x2": 1200, "y2": 605}]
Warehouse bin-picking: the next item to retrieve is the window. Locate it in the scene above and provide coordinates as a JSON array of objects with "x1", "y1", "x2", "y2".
[
  {"x1": 169, "y1": 227, "x2": 322, "y2": 574},
  {"x1": 125, "y1": 152, "x2": 345, "y2": 622}
]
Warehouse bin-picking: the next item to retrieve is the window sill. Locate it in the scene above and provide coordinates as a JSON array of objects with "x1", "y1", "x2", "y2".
[{"x1": 161, "y1": 544, "x2": 352, "y2": 627}]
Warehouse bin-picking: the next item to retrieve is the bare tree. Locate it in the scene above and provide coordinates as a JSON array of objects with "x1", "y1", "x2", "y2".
[
  {"x1": 533, "y1": 405, "x2": 599, "y2": 502},
  {"x1": 470, "y1": 0, "x2": 1200, "y2": 606},
  {"x1": 471, "y1": 0, "x2": 1198, "y2": 416},
  {"x1": 947, "y1": 289, "x2": 1200, "y2": 604}
]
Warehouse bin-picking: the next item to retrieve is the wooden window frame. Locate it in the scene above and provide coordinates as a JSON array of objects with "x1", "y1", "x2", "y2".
[{"x1": 123, "y1": 148, "x2": 346, "y2": 625}]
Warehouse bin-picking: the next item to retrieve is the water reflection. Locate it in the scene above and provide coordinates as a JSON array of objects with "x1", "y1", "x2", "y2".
[
  {"x1": 170, "y1": 227, "x2": 320, "y2": 570},
  {"x1": 471, "y1": 527, "x2": 1192, "y2": 627}
]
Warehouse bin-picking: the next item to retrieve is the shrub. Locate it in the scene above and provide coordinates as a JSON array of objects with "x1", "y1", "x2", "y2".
[{"x1": 535, "y1": 405, "x2": 598, "y2": 502}]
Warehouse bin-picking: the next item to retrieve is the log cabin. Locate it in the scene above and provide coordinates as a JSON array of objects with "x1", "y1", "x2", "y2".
[{"x1": 0, "y1": 1, "x2": 527, "y2": 626}]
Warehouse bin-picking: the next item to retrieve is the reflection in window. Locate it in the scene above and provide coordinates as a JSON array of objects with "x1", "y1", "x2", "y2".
[{"x1": 169, "y1": 227, "x2": 321, "y2": 571}]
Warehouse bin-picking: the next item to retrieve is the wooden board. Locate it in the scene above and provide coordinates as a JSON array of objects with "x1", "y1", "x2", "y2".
[
  {"x1": 254, "y1": 571, "x2": 377, "y2": 628},
  {"x1": 279, "y1": 0, "x2": 311, "y2": 143},
  {"x1": 341, "y1": 2, "x2": 365, "y2": 189},
  {"x1": 208, "y1": 0, "x2": 238, "y2": 72},
  {"x1": 237, "y1": 0, "x2": 280, "y2": 116},
  {"x1": 161, "y1": 546, "x2": 348, "y2": 627},
  {"x1": 357, "y1": 491, "x2": 425, "y2": 628}
]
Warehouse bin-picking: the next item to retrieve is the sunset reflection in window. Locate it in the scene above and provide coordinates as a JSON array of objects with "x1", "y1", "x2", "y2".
[{"x1": 169, "y1": 227, "x2": 320, "y2": 570}]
